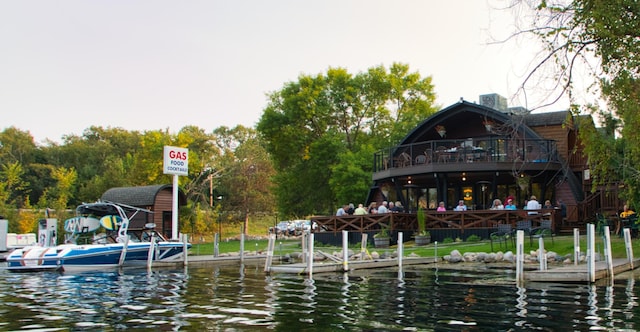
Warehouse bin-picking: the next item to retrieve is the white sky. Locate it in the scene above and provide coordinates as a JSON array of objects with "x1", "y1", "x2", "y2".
[{"x1": 0, "y1": 0, "x2": 568, "y2": 144}]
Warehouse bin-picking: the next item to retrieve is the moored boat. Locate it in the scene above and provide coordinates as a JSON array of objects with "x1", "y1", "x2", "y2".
[{"x1": 6, "y1": 201, "x2": 191, "y2": 272}]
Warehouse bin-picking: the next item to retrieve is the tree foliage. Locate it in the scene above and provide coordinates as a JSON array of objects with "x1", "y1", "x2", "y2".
[
  {"x1": 512, "y1": 0, "x2": 640, "y2": 206},
  {"x1": 257, "y1": 63, "x2": 437, "y2": 216}
]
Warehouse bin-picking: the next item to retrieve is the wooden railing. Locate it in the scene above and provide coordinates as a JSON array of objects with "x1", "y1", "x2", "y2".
[{"x1": 312, "y1": 209, "x2": 560, "y2": 234}]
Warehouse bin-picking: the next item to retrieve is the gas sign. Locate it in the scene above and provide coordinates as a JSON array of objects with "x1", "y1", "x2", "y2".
[{"x1": 163, "y1": 146, "x2": 189, "y2": 176}]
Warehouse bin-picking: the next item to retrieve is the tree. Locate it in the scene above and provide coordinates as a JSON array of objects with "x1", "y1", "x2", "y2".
[
  {"x1": 214, "y1": 126, "x2": 275, "y2": 235},
  {"x1": 509, "y1": 1, "x2": 640, "y2": 206},
  {"x1": 258, "y1": 63, "x2": 437, "y2": 216}
]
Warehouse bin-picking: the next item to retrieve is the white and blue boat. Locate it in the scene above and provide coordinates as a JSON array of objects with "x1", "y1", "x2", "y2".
[{"x1": 6, "y1": 201, "x2": 191, "y2": 272}]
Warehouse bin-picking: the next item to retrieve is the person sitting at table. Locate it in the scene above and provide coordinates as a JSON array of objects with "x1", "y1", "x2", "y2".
[
  {"x1": 620, "y1": 204, "x2": 635, "y2": 219},
  {"x1": 437, "y1": 201, "x2": 447, "y2": 212},
  {"x1": 505, "y1": 198, "x2": 517, "y2": 210},
  {"x1": 490, "y1": 199, "x2": 504, "y2": 210},
  {"x1": 454, "y1": 200, "x2": 467, "y2": 211},
  {"x1": 526, "y1": 195, "x2": 542, "y2": 214},
  {"x1": 543, "y1": 200, "x2": 553, "y2": 209}
]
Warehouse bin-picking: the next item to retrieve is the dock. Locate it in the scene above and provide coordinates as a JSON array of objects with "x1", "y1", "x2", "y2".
[
  {"x1": 268, "y1": 257, "x2": 437, "y2": 274},
  {"x1": 524, "y1": 258, "x2": 640, "y2": 282}
]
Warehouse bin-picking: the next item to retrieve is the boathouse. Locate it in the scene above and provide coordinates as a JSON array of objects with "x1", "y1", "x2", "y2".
[{"x1": 101, "y1": 184, "x2": 186, "y2": 239}]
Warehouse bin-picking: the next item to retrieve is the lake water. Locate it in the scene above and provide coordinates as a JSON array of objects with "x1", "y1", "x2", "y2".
[{"x1": 1, "y1": 261, "x2": 639, "y2": 331}]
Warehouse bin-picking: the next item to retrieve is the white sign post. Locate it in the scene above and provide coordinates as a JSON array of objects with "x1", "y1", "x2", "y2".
[{"x1": 163, "y1": 146, "x2": 188, "y2": 240}]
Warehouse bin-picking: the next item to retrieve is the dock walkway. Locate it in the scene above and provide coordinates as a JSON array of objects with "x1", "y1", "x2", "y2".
[{"x1": 524, "y1": 258, "x2": 640, "y2": 282}]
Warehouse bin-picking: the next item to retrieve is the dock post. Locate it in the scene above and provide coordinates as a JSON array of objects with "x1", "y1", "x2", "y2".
[
  {"x1": 240, "y1": 229, "x2": 245, "y2": 263},
  {"x1": 147, "y1": 233, "x2": 156, "y2": 269},
  {"x1": 573, "y1": 228, "x2": 580, "y2": 266},
  {"x1": 342, "y1": 230, "x2": 349, "y2": 272},
  {"x1": 360, "y1": 233, "x2": 368, "y2": 260},
  {"x1": 516, "y1": 230, "x2": 524, "y2": 284},
  {"x1": 587, "y1": 223, "x2": 595, "y2": 283},
  {"x1": 264, "y1": 234, "x2": 275, "y2": 273},
  {"x1": 182, "y1": 234, "x2": 189, "y2": 266},
  {"x1": 119, "y1": 236, "x2": 129, "y2": 267},
  {"x1": 623, "y1": 228, "x2": 634, "y2": 269},
  {"x1": 307, "y1": 232, "x2": 314, "y2": 277},
  {"x1": 603, "y1": 225, "x2": 613, "y2": 278},
  {"x1": 301, "y1": 232, "x2": 307, "y2": 263},
  {"x1": 434, "y1": 241, "x2": 438, "y2": 264},
  {"x1": 214, "y1": 233, "x2": 219, "y2": 257},
  {"x1": 538, "y1": 237, "x2": 547, "y2": 271},
  {"x1": 397, "y1": 232, "x2": 403, "y2": 269}
]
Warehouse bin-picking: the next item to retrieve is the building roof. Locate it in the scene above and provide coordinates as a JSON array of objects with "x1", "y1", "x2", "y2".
[
  {"x1": 101, "y1": 184, "x2": 186, "y2": 207},
  {"x1": 525, "y1": 111, "x2": 571, "y2": 127}
]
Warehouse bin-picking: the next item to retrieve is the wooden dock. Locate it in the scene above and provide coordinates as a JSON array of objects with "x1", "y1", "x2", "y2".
[
  {"x1": 524, "y1": 258, "x2": 640, "y2": 282},
  {"x1": 268, "y1": 257, "x2": 437, "y2": 274}
]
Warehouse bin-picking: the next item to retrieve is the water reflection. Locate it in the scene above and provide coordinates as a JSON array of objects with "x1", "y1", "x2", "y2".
[{"x1": 0, "y1": 265, "x2": 640, "y2": 330}]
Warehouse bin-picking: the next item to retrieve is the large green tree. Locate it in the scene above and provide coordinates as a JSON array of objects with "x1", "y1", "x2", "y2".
[
  {"x1": 257, "y1": 63, "x2": 437, "y2": 216},
  {"x1": 510, "y1": 1, "x2": 640, "y2": 206}
]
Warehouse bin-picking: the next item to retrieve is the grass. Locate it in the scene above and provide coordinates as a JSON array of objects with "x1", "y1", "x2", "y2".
[{"x1": 190, "y1": 233, "x2": 640, "y2": 260}]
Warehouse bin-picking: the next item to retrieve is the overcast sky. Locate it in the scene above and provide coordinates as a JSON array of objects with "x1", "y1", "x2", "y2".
[{"x1": 0, "y1": 0, "x2": 565, "y2": 144}]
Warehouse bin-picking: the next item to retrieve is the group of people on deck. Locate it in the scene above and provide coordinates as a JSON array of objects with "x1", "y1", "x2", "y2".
[
  {"x1": 336, "y1": 201, "x2": 405, "y2": 216},
  {"x1": 434, "y1": 195, "x2": 566, "y2": 216}
]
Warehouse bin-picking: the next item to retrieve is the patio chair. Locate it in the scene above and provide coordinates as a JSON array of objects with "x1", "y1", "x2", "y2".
[
  {"x1": 514, "y1": 220, "x2": 532, "y2": 245},
  {"x1": 490, "y1": 223, "x2": 512, "y2": 252},
  {"x1": 415, "y1": 154, "x2": 427, "y2": 165},
  {"x1": 530, "y1": 219, "x2": 554, "y2": 245}
]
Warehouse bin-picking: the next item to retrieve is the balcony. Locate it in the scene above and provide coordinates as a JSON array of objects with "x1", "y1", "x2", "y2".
[{"x1": 372, "y1": 137, "x2": 561, "y2": 179}]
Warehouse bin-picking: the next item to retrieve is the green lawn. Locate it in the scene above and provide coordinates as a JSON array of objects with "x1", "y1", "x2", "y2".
[{"x1": 190, "y1": 233, "x2": 640, "y2": 260}]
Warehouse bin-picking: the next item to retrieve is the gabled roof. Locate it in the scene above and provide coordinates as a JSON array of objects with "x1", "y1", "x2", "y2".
[
  {"x1": 399, "y1": 99, "x2": 545, "y2": 145},
  {"x1": 101, "y1": 184, "x2": 186, "y2": 207}
]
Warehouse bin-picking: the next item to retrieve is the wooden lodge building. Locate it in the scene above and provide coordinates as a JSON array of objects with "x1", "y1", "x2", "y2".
[{"x1": 312, "y1": 94, "x2": 623, "y2": 243}]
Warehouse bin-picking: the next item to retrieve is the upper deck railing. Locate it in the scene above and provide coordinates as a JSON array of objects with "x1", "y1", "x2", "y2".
[{"x1": 373, "y1": 137, "x2": 559, "y2": 172}]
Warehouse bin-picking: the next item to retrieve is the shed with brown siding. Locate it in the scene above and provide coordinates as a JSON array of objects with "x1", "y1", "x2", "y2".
[{"x1": 101, "y1": 184, "x2": 187, "y2": 239}]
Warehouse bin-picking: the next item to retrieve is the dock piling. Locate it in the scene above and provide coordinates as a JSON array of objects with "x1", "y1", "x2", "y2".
[
  {"x1": 587, "y1": 223, "x2": 595, "y2": 283},
  {"x1": 307, "y1": 232, "x2": 314, "y2": 277},
  {"x1": 342, "y1": 230, "x2": 349, "y2": 272},
  {"x1": 516, "y1": 230, "x2": 524, "y2": 284},
  {"x1": 573, "y1": 228, "x2": 580, "y2": 265},
  {"x1": 214, "y1": 233, "x2": 219, "y2": 257},
  {"x1": 603, "y1": 225, "x2": 613, "y2": 278},
  {"x1": 147, "y1": 233, "x2": 156, "y2": 269},
  {"x1": 397, "y1": 232, "x2": 403, "y2": 270},
  {"x1": 623, "y1": 228, "x2": 634, "y2": 269},
  {"x1": 264, "y1": 234, "x2": 275, "y2": 273},
  {"x1": 538, "y1": 237, "x2": 547, "y2": 271}
]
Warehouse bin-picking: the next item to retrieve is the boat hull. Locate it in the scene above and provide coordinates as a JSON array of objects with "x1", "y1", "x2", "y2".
[{"x1": 6, "y1": 242, "x2": 190, "y2": 272}]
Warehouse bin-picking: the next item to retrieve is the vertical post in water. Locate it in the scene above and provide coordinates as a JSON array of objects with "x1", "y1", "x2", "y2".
[
  {"x1": 397, "y1": 232, "x2": 403, "y2": 269},
  {"x1": 342, "y1": 230, "x2": 349, "y2": 272},
  {"x1": 603, "y1": 225, "x2": 613, "y2": 278},
  {"x1": 516, "y1": 230, "x2": 524, "y2": 284},
  {"x1": 587, "y1": 223, "x2": 595, "y2": 283},
  {"x1": 301, "y1": 232, "x2": 307, "y2": 264},
  {"x1": 574, "y1": 228, "x2": 580, "y2": 266},
  {"x1": 360, "y1": 233, "x2": 368, "y2": 260},
  {"x1": 538, "y1": 237, "x2": 547, "y2": 271},
  {"x1": 434, "y1": 241, "x2": 438, "y2": 264},
  {"x1": 119, "y1": 235, "x2": 130, "y2": 267},
  {"x1": 240, "y1": 226, "x2": 245, "y2": 263},
  {"x1": 264, "y1": 233, "x2": 275, "y2": 273},
  {"x1": 624, "y1": 228, "x2": 634, "y2": 269},
  {"x1": 147, "y1": 233, "x2": 156, "y2": 269},
  {"x1": 307, "y1": 232, "x2": 314, "y2": 277},
  {"x1": 182, "y1": 233, "x2": 188, "y2": 266},
  {"x1": 214, "y1": 233, "x2": 219, "y2": 257}
]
